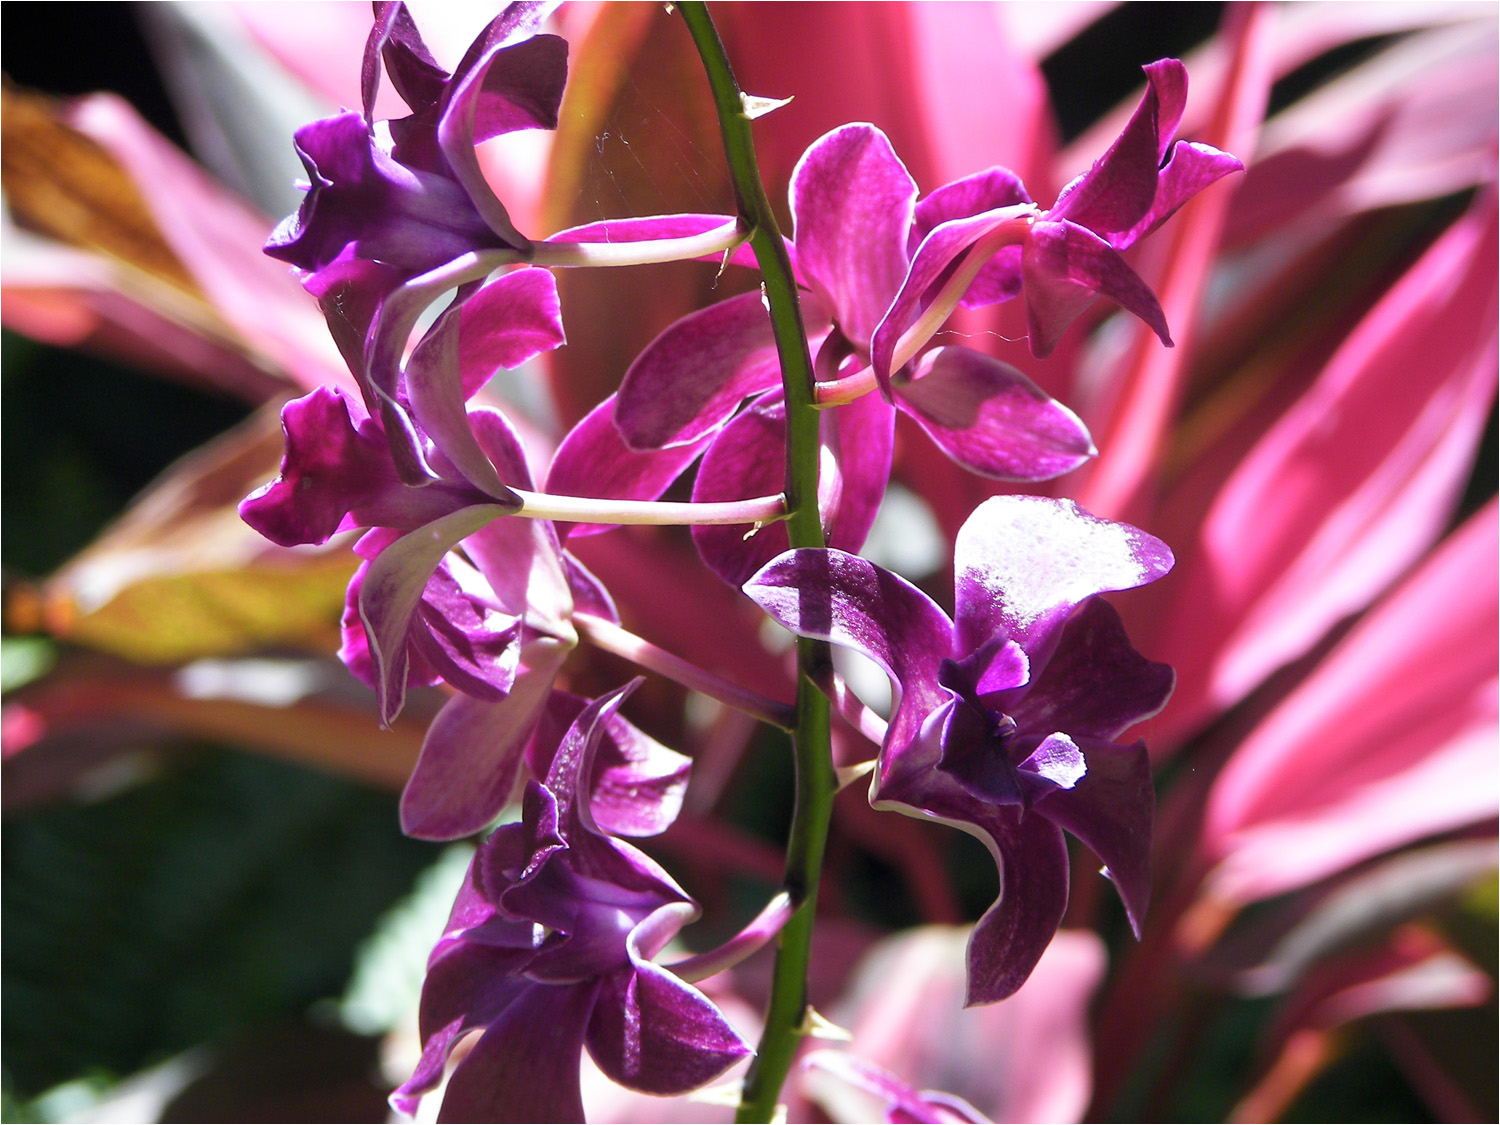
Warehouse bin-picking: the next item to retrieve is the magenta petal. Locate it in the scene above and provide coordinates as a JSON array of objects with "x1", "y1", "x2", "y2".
[
  {"x1": 961, "y1": 812, "x2": 1071, "y2": 1005},
  {"x1": 792, "y1": 124, "x2": 918, "y2": 346},
  {"x1": 563, "y1": 553, "x2": 619, "y2": 623},
  {"x1": 359, "y1": 504, "x2": 515, "y2": 724},
  {"x1": 1021, "y1": 220, "x2": 1171, "y2": 357},
  {"x1": 1007, "y1": 598, "x2": 1175, "y2": 741},
  {"x1": 745, "y1": 549, "x2": 955, "y2": 748},
  {"x1": 691, "y1": 396, "x2": 791, "y2": 587},
  {"x1": 1050, "y1": 59, "x2": 1187, "y2": 235},
  {"x1": 405, "y1": 305, "x2": 513, "y2": 498},
  {"x1": 408, "y1": 557, "x2": 522, "y2": 702},
  {"x1": 399, "y1": 654, "x2": 563, "y2": 839},
  {"x1": 587, "y1": 968, "x2": 750, "y2": 1096},
  {"x1": 895, "y1": 347, "x2": 1095, "y2": 481},
  {"x1": 438, "y1": 980, "x2": 598, "y2": 1123},
  {"x1": 547, "y1": 394, "x2": 714, "y2": 537},
  {"x1": 1036, "y1": 737, "x2": 1154, "y2": 937},
  {"x1": 1109, "y1": 141, "x2": 1243, "y2": 251},
  {"x1": 464, "y1": 32, "x2": 568, "y2": 141},
  {"x1": 613, "y1": 290, "x2": 786, "y2": 450},
  {"x1": 913, "y1": 167, "x2": 1033, "y2": 243},
  {"x1": 821, "y1": 386, "x2": 897, "y2": 556},
  {"x1": 457, "y1": 266, "x2": 566, "y2": 398},
  {"x1": 871, "y1": 204, "x2": 1033, "y2": 393},
  {"x1": 953, "y1": 496, "x2": 1173, "y2": 661}
]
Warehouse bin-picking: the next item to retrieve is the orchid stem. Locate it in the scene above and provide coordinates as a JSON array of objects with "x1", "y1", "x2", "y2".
[
  {"x1": 576, "y1": 613, "x2": 793, "y2": 730},
  {"x1": 677, "y1": 5, "x2": 837, "y2": 1121}
]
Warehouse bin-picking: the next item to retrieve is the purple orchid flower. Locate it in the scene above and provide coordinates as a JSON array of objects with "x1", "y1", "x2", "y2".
[
  {"x1": 745, "y1": 496, "x2": 1175, "y2": 1002},
  {"x1": 870, "y1": 58, "x2": 1243, "y2": 376},
  {"x1": 266, "y1": 1, "x2": 565, "y2": 277},
  {"x1": 548, "y1": 125, "x2": 1096, "y2": 587},
  {"x1": 392, "y1": 683, "x2": 750, "y2": 1123}
]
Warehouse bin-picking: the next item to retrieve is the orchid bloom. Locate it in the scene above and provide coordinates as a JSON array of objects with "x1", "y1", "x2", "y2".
[
  {"x1": 746, "y1": 496, "x2": 1174, "y2": 1001},
  {"x1": 392, "y1": 684, "x2": 749, "y2": 1122},
  {"x1": 265, "y1": 1, "x2": 565, "y2": 278}
]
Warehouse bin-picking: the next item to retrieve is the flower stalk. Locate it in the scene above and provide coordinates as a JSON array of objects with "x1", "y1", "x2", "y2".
[{"x1": 676, "y1": 3, "x2": 838, "y2": 1120}]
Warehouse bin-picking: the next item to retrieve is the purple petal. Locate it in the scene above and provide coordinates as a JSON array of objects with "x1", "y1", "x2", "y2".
[
  {"x1": 962, "y1": 813, "x2": 1071, "y2": 1005},
  {"x1": 586, "y1": 910, "x2": 751, "y2": 1095},
  {"x1": 405, "y1": 304, "x2": 513, "y2": 498},
  {"x1": 1109, "y1": 141, "x2": 1243, "y2": 251},
  {"x1": 792, "y1": 124, "x2": 918, "y2": 346},
  {"x1": 240, "y1": 387, "x2": 484, "y2": 547},
  {"x1": 435, "y1": 33, "x2": 567, "y2": 249},
  {"x1": 457, "y1": 266, "x2": 566, "y2": 397},
  {"x1": 437, "y1": 980, "x2": 598, "y2": 1123},
  {"x1": 339, "y1": 536, "x2": 442, "y2": 697},
  {"x1": 1021, "y1": 734, "x2": 1087, "y2": 791},
  {"x1": 871, "y1": 204, "x2": 1033, "y2": 393},
  {"x1": 690, "y1": 396, "x2": 793, "y2": 587},
  {"x1": 546, "y1": 394, "x2": 714, "y2": 537},
  {"x1": 1020, "y1": 220, "x2": 1171, "y2": 358},
  {"x1": 1036, "y1": 737, "x2": 1154, "y2": 937},
  {"x1": 894, "y1": 347, "x2": 1095, "y2": 481},
  {"x1": 913, "y1": 168, "x2": 1033, "y2": 245},
  {"x1": 1049, "y1": 59, "x2": 1187, "y2": 235},
  {"x1": 802, "y1": 1051, "x2": 992, "y2": 1125},
  {"x1": 952, "y1": 496, "x2": 1173, "y2": 663},
  {"x1": 399, "y1": 652, "x2": 564, "y2": 839},
  {"x1": 546, "y1": 214, "x2": 767, "y2": 272},
  {"x1": 1007, "y1": 597, "x2": 1175, "y2": 741},
  {"x1": 563, "y1": 553, "x2": 619, "y2": 623},
  {"x1": 613, "y1": 290, "x2": 786, "y2": 450},
  {"x1": 408, "y1": 556, "x2": 523, "y2": 702},
  {"x1": 745, "y1": 549, "x2": 955, "y2": 750},
  {"x1": 821, "y1": 385, "x2": 897, "y2": 556},
  {"x1": 359, "y1": 504, "x2": 516, "y2": 724},
  {"x1": 527, "y1": 692, "x2": 691, "y2": 838}
]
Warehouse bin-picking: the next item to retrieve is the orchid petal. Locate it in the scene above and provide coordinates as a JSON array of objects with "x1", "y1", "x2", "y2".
[
  {"x1": 953, "y1": 496, "x2": 1173, "y2": 662},
  {"x1": 399, "y1": 647, "x2": 566, "y2": 839},
  {"x1": 1035, "y1": 737, "x2": 1154, "y2": 936},
  {"x1": 358, "y1": 503, "x2": 515, "y2": 724},
  {"x1": 1006, "y1": 598, "x2": 1174, "y2": 741},
  {"x1": 456, "y1": 266, "x2": 565, "y2": 398},
  {"x1": 894, "y1": 347, "x2": 1095, "y2": 481},
  {"x1": 437, "y1": 979, "x2": 598, "y2": 1123},
  {"x1": 1050, "y1": 59, "x2": 1186, "y2": 235},
  {"x1": 613, "y1": 289, "x2": 786, "y2": 450},
  {"x1": 586, "y1": 915, "x2": 751, "y2": 1095},
  {"x1": 1108, "y1": 141, "x2": 1244, "y2": 251},
  {"x1": 792, "y1": 124, "x2": 918, "y2": 346},
  {"x1": 746, "y1": 549, "x2": 954, "y2": 749},
  {"x1": 1020, "y1": 220, "x2": 1171, "y2": 357},
  {"x1": 546, "y1": 394, "x2": 714, "y2": 537},
  {"x1": 870, "y1": 205, "x2": 1032, "y2": 393}
]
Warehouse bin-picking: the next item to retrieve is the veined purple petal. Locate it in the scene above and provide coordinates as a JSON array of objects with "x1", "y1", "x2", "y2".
[
  {"x1": 407, "y1": 555, "x2": 523, "y2": 702},
  {"x1": 792, "y1": 124, "x2": 918, "y2": 347},
  {"x1": 359, "y1": 503, "x2": 515, "y2": 724},
  {"x1": 399, "y1": 648, "x2": 566, "y2": 839},
  {"x1": 340, "y1": 536, "x2": 443, "y2": 697},
  {"x1": 266, "y1": 112, "x2": 495, "y2": 275},
  {"x1": 613, "y1": 290, "x2": 788, "y2": 450},
  {"x1": 690, "y1": 395, "x2": 789, "y2": 586},
  {"x1": 1036, "y1": 737, "x2": 1154, "y2": 937},
  {"x1": 1108, "y1": 141, "x2": 1243, "y2": 251},
  {"x1": 894, "y1": 347, "x2": 1095, "y2": 481},
  {"x1": 1005, "y1": 598, "x2": 1174, "y2": 742},
  {"x1": 912, "y1": 168, "x2": 1033, "y2": 246},
  {"x1": 962, "y1": 813, "x2": 1071, "y2": 1005},
  {"x1": 239, "y1": 387, "x2": 486, "y2": 546},
  {"x1": 526, "y1": 692, "x2": 691, "y2": 838},
  {"x1": 746, "y1": 549, "x2": 955, "y2": 749},
  {"x1": 952, "y1": 496, "x2": 1173, "y2": 663},
  {"x1": 870, "y1": 204, "x2": 1033, "y2": 393},
  {"x1": 1050, "y1": 60, "x2": 1187, "y2": 236},
  {"x1": 546, "y1": 394, "x2": 714, "y2": 537},
  {"x1": 821, "y1": 385, "x2": 897, "y2": 558},
  {"x1": 457, "y1": 266, "x2": 566, "y2": 398},
  {"x1": 1020, "y1": 220, "x2": 1171, "y2": 358},
  {"x1": 437, "y1": 979, "x2": 598, "y2": 1123},
  {"x1": 563, "y1": 552, "x2": 619, "y2": 623},
  {"x1": 406, "y1": 303, "x2": 512, "y2": 498},
  {"x1": 435, "y1": 32, "x2": 567, "y2": 250}
]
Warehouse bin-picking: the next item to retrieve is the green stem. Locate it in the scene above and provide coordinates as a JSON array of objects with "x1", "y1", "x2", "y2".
[{"x1": 676, "y1": 4, "x2": 837, "y2": 1121}]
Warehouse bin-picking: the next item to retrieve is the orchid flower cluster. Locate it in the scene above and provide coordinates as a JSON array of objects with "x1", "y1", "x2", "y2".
[{"x1": 240, "y1": 3, "x2": 1239, "y2": 1120}]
